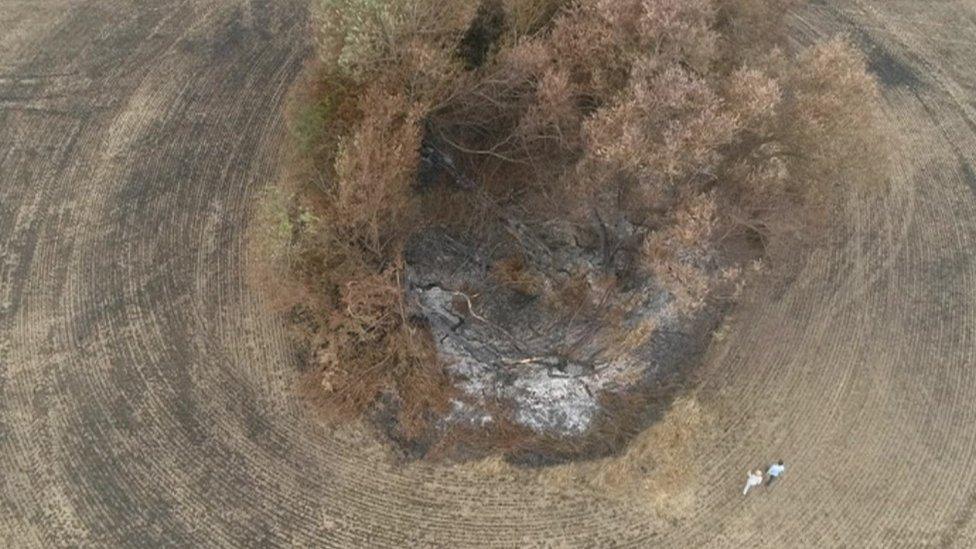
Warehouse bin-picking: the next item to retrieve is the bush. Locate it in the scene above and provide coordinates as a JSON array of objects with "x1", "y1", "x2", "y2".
[{"x1": 264, "y1": 0, "x2": 886, "y2": 455}]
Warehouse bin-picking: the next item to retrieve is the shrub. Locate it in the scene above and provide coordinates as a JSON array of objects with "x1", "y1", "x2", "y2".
[{"x1": 263, "y1": 0, "x2": 886, "y2": 456}]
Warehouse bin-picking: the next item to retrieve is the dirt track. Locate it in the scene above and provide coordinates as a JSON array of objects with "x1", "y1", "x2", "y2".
[{"x1": 2, "y1": 1, "x2": 976, "y2": 547}]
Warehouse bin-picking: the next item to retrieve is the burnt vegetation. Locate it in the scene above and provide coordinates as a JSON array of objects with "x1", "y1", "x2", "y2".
[{"x1": 253, "y1": 0, "x2": 886, "y2": 461}]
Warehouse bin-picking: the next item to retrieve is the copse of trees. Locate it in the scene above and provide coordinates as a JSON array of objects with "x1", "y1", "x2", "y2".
[{"x1": 259, "y1": 0, "x2": 885, "y2": 451}]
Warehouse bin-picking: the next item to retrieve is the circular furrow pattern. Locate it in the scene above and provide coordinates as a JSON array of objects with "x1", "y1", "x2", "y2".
[{"x1": 3, "y1": 0, "x2": 976, "y2": 547}]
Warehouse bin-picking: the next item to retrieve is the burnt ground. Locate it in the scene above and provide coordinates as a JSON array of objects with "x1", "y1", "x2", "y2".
[
  {"x1": 396, "y1": 218, "x2": 729, "y2": 465},
  {"x1": 4, "y1": 1, "x2": 976, "y2": 547}
]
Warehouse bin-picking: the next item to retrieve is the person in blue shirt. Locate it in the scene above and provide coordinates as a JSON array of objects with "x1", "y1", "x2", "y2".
[{"x1": 766, "y1": 460, "x2": 786, "y2": 487}]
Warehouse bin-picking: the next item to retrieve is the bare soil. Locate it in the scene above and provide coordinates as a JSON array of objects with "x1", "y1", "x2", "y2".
[{"x1": 3, "y1": 1, "x2": 976, "y2": 547}]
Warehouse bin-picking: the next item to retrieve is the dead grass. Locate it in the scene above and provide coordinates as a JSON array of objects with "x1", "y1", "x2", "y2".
[
  {"x1": 459, "y1": 394, "x2": 712, "y2": 517},
  {"x1": 493, "y1": 253, "x2": 545, "y2": 296},
  {"x1": 581, "y1": 395, "x2": 710, "y2": 517}
]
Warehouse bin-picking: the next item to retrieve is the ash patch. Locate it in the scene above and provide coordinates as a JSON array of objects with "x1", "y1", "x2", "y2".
[{"x1": 403, "y1": 223, "x2": 705, "y2": 442}]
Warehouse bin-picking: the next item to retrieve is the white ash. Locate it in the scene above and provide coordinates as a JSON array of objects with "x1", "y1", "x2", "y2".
[{"x1": 413, "y1": 281, "x2": 678, "y2": 436}]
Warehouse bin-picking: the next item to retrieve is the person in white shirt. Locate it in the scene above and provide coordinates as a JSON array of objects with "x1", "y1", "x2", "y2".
[
  {"x1": 743, "y1": 469, "x2": 763, "y2": 495},
  {"x1": 766, "y1": 460, "x2": 786, "y2": 487}
]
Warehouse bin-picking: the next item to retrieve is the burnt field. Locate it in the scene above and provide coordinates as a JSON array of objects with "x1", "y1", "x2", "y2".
[{"x1": 3, "y1": 1, "x2": 976, "y2": 547}]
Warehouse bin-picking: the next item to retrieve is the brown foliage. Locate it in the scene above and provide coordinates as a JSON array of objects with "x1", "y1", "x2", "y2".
[
  {"x1": 313, "y1": 260, "x2": 455, "y2": 433},
  {"x1": 262, "y1": 0, "x2": 887, "y2": 455},
  {"x1": 332, "y1": 88, "x2": 425, "y2": 256},
  {"x1": 493, "y1": 253, "x2": 545, "y2": 296},
  {"x1": 717, "y1": 0, "x2": 803, "y2": 60}
]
